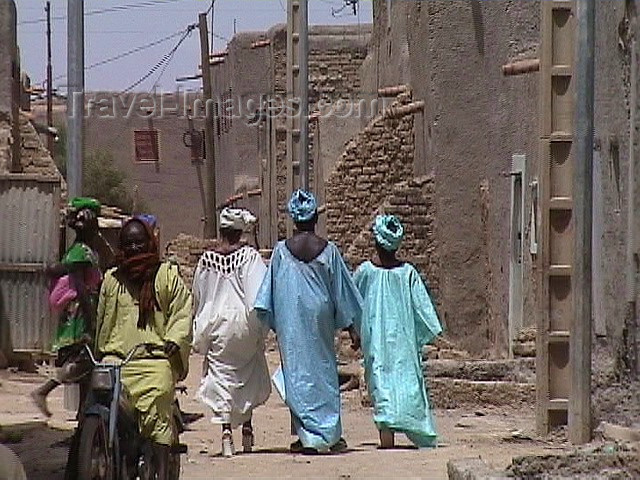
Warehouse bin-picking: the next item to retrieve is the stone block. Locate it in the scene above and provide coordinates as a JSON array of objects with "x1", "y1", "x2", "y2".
[
  {"x1": 425, "y1": 358, "x2": 535, "y2": 383},
  {"x1": 448, "y1": 459, "x2": 510, "y2": 480},
  {"x1": 429, "y1": 376, "x2": 535, "y2": 409}
]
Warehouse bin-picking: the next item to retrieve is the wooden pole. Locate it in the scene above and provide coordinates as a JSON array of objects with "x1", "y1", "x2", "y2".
[
  {"x1": 570, "y1": 0, "x2": 594, "y2": 444},
  {"x1": 502, "y1": 58, "x2": 540, "y2": 76},
  {"x1": 199, "y1": 13, "x2": 217, "y2": 237},
  {"x1": 298, "y1": 0, "x2": 309, "y2": 191},
  {"x1": 45, "y1": 1, "x2": 54, "y2": 155}
]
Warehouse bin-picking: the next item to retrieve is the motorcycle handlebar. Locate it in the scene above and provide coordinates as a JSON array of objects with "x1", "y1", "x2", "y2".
[{"x1": 84, "y1": 343, "x2": 166, "y2": 367}]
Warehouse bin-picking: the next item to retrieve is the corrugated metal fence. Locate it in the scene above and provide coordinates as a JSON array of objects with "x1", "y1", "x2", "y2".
[{"x1": 0, "y1": 174, "x2": 61, "y2": 353}]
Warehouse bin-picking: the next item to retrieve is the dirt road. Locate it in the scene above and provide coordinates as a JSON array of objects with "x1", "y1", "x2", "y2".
[{"x1": 1, "y1": 353, "x2": 570, "y2": 479}]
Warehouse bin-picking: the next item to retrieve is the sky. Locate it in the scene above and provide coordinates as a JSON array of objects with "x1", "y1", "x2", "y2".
[{"x1": 15, "y1": 0, "x2": 373, "y2": 93}]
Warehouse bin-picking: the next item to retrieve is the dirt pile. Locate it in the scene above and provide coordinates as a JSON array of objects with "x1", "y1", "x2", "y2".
[
  {"x1": 592, "y1": 339, "x2": 640, "y2": 428},
  {"x1": 508, "y1": 444, "x2": 640, "y2": 479}
]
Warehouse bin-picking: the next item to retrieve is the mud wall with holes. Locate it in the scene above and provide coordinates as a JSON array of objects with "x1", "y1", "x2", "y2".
[
  {"x1": 359, "y1": 0, "x2": 635, "y2": 366},
  {"x1": 325, "y1": 92, "x2": 441, "y2": 308},
  {"x1": 594, "y1": 1, "x2": 636, "y2": 372},
  {"x1": 0, "y1": 0, "x2": 19, "y2": 173}
]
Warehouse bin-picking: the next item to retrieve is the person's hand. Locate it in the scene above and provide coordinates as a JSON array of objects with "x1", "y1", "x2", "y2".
[
  {"x1": 44, "y1": 262, "x2": 60, "y2": 278},
  {"x1": 164, "y1": 341, "x2": 180, "y2": 357}
]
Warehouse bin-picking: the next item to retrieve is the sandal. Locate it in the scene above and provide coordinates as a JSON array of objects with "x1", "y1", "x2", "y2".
[
  {"x1": 290, "y1": 439, "x2": 320, "y2": 454},
  {"x1": 222, "y1": 429, "x2": 235, "y2": 457},
  {"x1": 290, "y1": 439, "x2": 304, "y2": 454},
  {"x1": 242, "y1": 425, "x2": 254, "y2": 453},
  {"x1": 330, "y1": 437, "x2": 348, "y2": 453}
]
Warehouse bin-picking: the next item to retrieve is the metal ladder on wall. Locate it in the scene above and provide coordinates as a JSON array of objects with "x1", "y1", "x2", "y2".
[{"x1": 537, "y1": 0, "x2": 576, "y2": 434}]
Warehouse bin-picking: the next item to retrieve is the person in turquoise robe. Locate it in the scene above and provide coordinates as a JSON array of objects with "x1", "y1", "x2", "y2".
[
  {"x1": 255, "y1": 190, "x2": 362, "y2": 454},
  {"x1": 353, "y1": 214, "x2": 442, "y2": 449}
]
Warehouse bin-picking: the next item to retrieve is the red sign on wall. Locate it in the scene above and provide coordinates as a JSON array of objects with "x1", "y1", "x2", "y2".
[{"x1": 133, "y1": 130, "x2": 160, "y2": 162}]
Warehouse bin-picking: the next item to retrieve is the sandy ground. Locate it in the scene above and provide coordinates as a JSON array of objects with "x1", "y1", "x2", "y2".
[{"x1": 0, "y1": 352, "x2": 572, "y2": 480}]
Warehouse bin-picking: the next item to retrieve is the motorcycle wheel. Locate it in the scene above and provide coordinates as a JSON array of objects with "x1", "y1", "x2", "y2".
[{"x1": 77, "y1": 415, "x2": 114, "y2": 480}]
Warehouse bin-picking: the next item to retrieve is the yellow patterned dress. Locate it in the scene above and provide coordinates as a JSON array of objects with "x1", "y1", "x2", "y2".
[{"x1": 95, "y1": 263, "x2": 192, "y2": 445}]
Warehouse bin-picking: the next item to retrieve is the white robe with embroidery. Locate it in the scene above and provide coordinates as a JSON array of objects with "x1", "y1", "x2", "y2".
[{"x1": 192, "y1": 246, "x2": 271, "y2": 427}]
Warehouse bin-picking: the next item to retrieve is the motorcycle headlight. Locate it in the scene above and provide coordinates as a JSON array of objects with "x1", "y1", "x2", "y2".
[{"x1": 91, "y1": 368, "x2": 113, "y2": 390}]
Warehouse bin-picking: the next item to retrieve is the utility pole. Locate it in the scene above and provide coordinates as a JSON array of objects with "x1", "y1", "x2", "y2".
[
  {"x1": 211, "y1": 0, "x2": 216, "y2": 52},
  {"x1": 45, "y1": 1, "x2": 53, "y2": 155},
  {"x1": 286, "y1": 0, "x2": 310, "y2": 233},
  {"x1": 299, "y1": 0, "x2": 309, "y2": 191},
  {"x1": 570, "y1": 0, "x2": 595, "y2": 444},
  {"x1": 67, "y1": 0, "x2": 84, "y2": 201},
  {"x1": 199, "y1": 12, "x2": 217, "y2": 237}
]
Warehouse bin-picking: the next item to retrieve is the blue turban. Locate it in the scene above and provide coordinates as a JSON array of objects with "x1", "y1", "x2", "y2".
[
  {"x1": 373, "y1": 214, "x2": 404, "y2": 252},
  {"x1": 288, "y1": 189, "x2": 317, "y2": 223}
]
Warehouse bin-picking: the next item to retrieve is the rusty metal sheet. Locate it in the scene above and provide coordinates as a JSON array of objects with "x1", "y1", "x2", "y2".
[{"x1": 0, "y1": 176, "x2": 60, "y2": 353}]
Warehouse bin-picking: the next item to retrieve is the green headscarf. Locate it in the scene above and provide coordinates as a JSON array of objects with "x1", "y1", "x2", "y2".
[{"x1": 70, "y1": 197, "x2": 101, "y2": 215}]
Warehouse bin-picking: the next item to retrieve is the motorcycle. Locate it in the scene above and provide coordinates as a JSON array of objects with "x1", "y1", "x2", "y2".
[{"x1": 75, "y1": 343, "x2": 187, "y2": 479}]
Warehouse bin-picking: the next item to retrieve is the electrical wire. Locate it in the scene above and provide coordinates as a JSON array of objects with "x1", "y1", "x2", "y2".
[
  {"x1": 121, "y1": 23, "x2": 196, "y2": 94},
  {"x1": 51, "y1": 29, "x2": 186, "y2": 83},
  {"x1": 18, "y1": 0, "x2": 187, "y2": 26},
  {"x1": 332, "y1": 0, "x2": 359, "y2": 17}
]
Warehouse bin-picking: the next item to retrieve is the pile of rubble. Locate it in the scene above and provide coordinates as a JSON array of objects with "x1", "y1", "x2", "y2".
[{"x1": 512, "y1": 326, "x2": 536, "y2": 358}]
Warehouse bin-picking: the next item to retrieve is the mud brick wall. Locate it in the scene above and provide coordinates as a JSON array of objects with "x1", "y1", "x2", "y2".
[
  {"x1": 326, "y1": 93, "x2": 415, "y2": 247},
  {"x1": 308, "y1": 47, "x2": 367, "y2": 104},
  {"x1": 343, "y1": 176, "x2": 439, "y2": 304},
  {"x1": 164, "y1": 234, "x2": 221, "y2": 287},
  {"x1": 1, "y1": 112, "x2": 61, "y2": 178},
  {"x1": 325, "y1": 92, "x2": 440, "y2": 303},
  {"x1": 18, "y1": 114, "x2": 59, "y2": 177}
]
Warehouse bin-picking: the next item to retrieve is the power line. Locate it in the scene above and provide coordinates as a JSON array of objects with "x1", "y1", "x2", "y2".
[
  {"x1": 121, "y1": 23, "x2": 196, "y2": 94},
  {"x1": 52, "y1": 29, "x2": 186, "y2": 83},
  {"x1": 332, "y1": 0, "x2": 359, "y2": 17},
  {"x1": 18, "y1": 0, "x2": 187, "y2": 26}
]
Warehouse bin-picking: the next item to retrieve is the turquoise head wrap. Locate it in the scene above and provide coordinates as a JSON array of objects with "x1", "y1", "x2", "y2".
[
  {"x1": 288, "y1": 189, "x2": 317, "y2": 223},
  {"x1": 373, "y1": 214, "x2": 404, "y2": 252}
]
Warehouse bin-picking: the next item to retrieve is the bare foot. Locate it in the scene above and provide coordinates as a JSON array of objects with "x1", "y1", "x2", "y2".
[{"x1": 30, "y1": 391, "x2": 52, "y2": 417}]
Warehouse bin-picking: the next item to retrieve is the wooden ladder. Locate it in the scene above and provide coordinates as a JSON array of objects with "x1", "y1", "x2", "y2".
[{"x1": 537, "y1": 0, "x2": 576, "y2": 435}]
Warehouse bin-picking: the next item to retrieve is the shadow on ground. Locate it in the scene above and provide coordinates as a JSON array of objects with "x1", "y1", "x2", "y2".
[{"x1": 3, "y1": 424, "x2": 71, "y2": 480}]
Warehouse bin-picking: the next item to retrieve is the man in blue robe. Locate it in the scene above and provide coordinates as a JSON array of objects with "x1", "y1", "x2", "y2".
[{"x1": 255, "y1": 190, "x2": 362, "y2": 454}]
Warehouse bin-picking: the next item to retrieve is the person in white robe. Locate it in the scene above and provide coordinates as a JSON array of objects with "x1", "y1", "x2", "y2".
[{"x1": 192, "y1": 208, "x2": 271, "y2": 457}]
